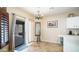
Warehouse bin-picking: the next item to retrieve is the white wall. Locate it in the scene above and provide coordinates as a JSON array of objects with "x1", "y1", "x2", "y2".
[
  {"x1": 41, "y1": 15, "x2": 67, "y2": 43},
  {"x1": 28, "y1": 20, "x2": 35, "y2": 43},
  {"x1": 41, "y1": 11, "x2": 79, "y2": 43},
  {"x1": 25, "y1": 18, "x2": 29, "y2": 44}
]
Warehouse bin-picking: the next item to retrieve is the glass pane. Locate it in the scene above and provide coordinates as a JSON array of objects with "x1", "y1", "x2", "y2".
[{"x1": 35, "y1": 22, "x2": 41, "y2": 35}]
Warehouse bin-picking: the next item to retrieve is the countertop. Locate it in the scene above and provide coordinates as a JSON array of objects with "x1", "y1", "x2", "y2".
[{"x1": 59, "y1": 35, "x2": 79, "y2": 37}]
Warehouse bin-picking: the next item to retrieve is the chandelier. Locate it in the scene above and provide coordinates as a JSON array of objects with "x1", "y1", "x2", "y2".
[{"x1": 35, "y1": 10, "x2": 43, "y2": 20}]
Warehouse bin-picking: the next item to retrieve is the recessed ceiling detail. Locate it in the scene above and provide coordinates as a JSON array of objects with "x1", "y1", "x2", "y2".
[{"x1": 22, "y1": 7, "x2": 79, "y2": 16}]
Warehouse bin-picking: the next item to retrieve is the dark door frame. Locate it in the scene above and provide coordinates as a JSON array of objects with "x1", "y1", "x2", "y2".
[{"x1": 15, "y1": 20, "x2": 25, "y2": 48}]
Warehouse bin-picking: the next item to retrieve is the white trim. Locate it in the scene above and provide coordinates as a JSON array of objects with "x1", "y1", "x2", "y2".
[
  {"x1": 11, "y1": 13, "x2": 16, "y2": 51},
  {"x1": 14, "y1": 13, "x2": 30, "y2": 46},
  {"x1": 15, "y1": 14, "x2": 26, "y2": 21},
  {"x1": 11, "y1": 13, "x2": 30, "y2": 51}
]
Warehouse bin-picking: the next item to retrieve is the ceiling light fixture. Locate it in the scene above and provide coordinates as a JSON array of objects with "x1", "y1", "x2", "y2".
[{"x1": 35, "y1": 10, "x2": 43, "y2": 20}]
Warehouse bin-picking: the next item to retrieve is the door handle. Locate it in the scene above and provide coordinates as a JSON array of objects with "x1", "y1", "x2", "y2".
[{"x1": 18, "y1": 33, "x2": 23, "y2": 35}]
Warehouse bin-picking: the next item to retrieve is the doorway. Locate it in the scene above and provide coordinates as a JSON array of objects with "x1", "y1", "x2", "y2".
[
  {"x1": 15, "y1": 20, "x2": 25, "y2": 48},
  {"x1": 9, "y1": 14, "x2": 29, "y2": 52}
]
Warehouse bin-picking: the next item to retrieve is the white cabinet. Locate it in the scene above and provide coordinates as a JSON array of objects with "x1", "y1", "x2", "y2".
[
  {"x1": 66, "y1": 16, "x2": 79, "y2": 28},
  {"x1": 63, "y1": 35, "x2": 79, "y2": 52}
]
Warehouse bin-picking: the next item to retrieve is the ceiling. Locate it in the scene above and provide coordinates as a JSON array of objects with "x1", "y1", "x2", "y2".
[{"x1": 22, "y1": 7, "x2": 79, "y2": 16}]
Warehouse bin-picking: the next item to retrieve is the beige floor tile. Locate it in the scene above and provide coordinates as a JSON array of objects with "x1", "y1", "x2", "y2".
[{"x1": 22, "y1": 42, "x2": 63, "y2": 52}]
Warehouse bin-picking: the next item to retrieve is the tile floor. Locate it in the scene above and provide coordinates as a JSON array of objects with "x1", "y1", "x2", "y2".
[{"x1": 22, "y1": 42, "x2": 63, "y2": 52}]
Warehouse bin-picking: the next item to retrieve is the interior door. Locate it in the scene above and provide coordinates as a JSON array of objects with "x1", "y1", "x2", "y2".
[{"x1": 15, "y1": 20, "x2": 25, "y2": 48}]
